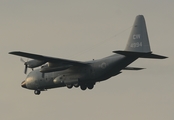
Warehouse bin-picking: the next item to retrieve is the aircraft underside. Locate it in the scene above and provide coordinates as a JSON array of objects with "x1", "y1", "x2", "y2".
[{"x1": 33, "y1": 81, "x2": 96, "y2": 95}]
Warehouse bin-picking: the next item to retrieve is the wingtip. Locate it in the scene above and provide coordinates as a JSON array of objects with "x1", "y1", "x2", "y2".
[
  {"x1": 9, "y1": 51, "x2": 17, "y2": 54},
  {"x1": 9, "y1": 51, "x2": 22, "y2": 55},
  {"x1": 9, "y1": 51, "x2": 14, "y2": 54}
]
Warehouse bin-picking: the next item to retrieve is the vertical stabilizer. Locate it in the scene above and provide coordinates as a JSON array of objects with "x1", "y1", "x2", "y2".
[
  {"x1": 114, "y1": 15, "x2": 167, "y2": 59},
  {"x1": 125, "y1": 15, "x2": 151, "y2": 53}
]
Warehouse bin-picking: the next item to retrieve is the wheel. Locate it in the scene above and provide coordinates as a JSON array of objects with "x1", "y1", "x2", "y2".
[
  {"x1": 74, "y1": 83, "x2": 79, "y2": 88},
  {"x1": 67, "y1": 84, "x2": 73, "y2": 89},
  {"x1": 34, "y1": 90, "x2": 41, "y2": 95},
  {"x1": 80, "y1": 85, "x2": 87, "y2": 90},
  {"x1": 87, "y1": 84, "x2": 94, "y2": 90}
]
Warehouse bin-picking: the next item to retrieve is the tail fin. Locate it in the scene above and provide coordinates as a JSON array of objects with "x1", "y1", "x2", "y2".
[
  {"x1": 125, "y1": 15, "x2": 151, "y2": 53},
  {"x1": 113, "y1": 15, "x2": 168, "y2": 59}
]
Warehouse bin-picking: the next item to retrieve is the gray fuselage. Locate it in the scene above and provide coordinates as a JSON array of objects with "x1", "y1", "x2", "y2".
[{"x1": 23, "y1": 54, "x2": 137, "y2": 90}]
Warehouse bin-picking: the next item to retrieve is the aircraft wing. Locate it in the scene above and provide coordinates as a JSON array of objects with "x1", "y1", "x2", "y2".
[{"x1": 9, "y1": 51, "x2": 89, "y2": 66}]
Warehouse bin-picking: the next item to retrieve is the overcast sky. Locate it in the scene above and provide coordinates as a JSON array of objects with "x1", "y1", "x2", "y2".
[{"x1": 0, "y1": 1, "x2": 174, "y2": 120}]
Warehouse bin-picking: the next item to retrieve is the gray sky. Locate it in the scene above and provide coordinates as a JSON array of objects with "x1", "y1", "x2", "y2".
[{"x1": 1, "y1": 0, "x2": 174, "y2": 120}]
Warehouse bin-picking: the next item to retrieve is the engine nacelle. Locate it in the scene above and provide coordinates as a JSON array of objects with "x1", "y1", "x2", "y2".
[{"x1": 26, "y1": 60, "x2": 46, "y2": 68}]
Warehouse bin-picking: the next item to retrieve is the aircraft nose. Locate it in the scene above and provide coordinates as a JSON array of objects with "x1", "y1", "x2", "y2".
[{"x1": 21, "y1": 81, "x2": 27, "y2": 88}]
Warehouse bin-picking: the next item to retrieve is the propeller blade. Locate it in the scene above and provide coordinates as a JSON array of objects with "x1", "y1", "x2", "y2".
[
  {"x1": 24, "y1": 64, "x2": 28, "y2": 74},
  {"x1": 20, "y1": 58, "x2": 28, "y2": 74},
  {"x1": 20, "y1": 58, "x2": 26, "y2": 63}
]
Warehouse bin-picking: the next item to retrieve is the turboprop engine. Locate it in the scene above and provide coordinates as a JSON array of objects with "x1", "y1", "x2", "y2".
[{"x1": 21, "y1": 58, "x2": 46, "y2": 74}]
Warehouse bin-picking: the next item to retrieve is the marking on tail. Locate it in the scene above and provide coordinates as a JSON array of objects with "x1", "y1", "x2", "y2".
[
  {"x1": 130, "y1": 42, "x2": 142, "y2": 48},
  {"x1": 133, "y1": 34, "x2": 141, "y2": 39}
]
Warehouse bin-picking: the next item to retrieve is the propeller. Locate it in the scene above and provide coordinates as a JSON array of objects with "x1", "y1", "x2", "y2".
[
  {"x1": 20, "y1": 58, "x2": 30, "y2": 74},
  {"x1": 24, "y1": 63, "x2": 28, "y2": 74},
  {"x1": 20, "y1": 58, "x2": 46, "y2": 74}
]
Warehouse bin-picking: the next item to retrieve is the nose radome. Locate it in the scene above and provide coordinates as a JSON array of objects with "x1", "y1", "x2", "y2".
[
  {"x1": 23, "y1": 76, "x2": 39, "y2": 90},
  {"x1": 21, "y1": 81, "x2": 27, "y2": 88}
]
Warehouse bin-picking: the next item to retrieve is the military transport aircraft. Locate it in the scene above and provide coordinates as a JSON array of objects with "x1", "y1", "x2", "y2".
[{"x1": 9, "y1": 15, "x2": 167, "y2": 95}]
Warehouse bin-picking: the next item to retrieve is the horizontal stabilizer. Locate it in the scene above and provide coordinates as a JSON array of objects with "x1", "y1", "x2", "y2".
[
  {"x1": 123, "y1": 67, "x2": 145, "y2": 70},
  {"x1": 113, "y1": 51, "x2": 168, "y2": 59}
]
